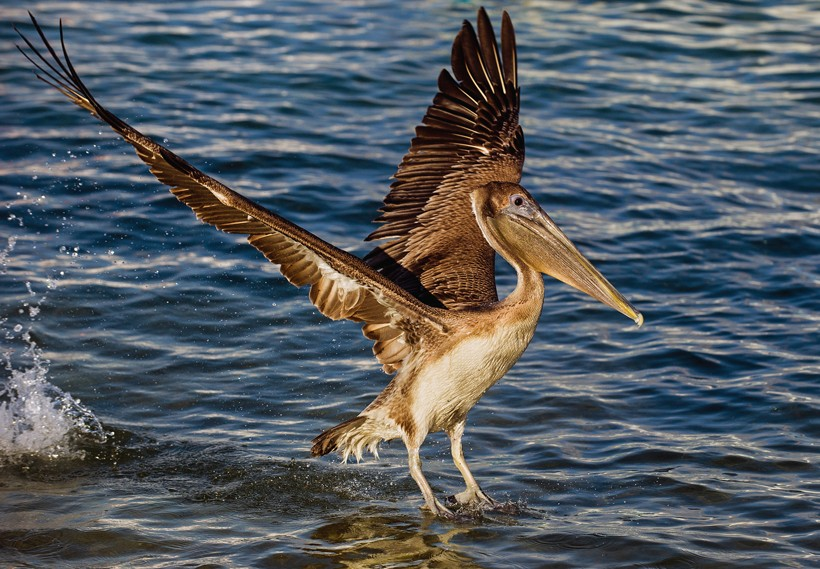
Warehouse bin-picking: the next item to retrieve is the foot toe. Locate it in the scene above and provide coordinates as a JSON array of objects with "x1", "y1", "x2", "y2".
[
  {"x1": 424, "y1": 499, "x2": 456, "y2": 519},
  {"x1": 450, "y1": 486, "x2": 497, "y2": 507}
]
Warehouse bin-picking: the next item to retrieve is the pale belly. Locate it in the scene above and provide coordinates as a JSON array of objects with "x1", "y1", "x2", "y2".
[{"x1": 411, "y1": 321, "x2": 536, "y2": 432}]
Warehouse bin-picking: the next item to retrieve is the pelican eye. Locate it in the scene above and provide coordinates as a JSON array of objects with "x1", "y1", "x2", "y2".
[{"x1": 510, "y1": 194, "x2": 526, "y2": 208}]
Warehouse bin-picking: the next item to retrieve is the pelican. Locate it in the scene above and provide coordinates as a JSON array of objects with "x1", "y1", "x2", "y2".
[{"x1": 17, "y1": 9, "x2": 641, "y2": 518}]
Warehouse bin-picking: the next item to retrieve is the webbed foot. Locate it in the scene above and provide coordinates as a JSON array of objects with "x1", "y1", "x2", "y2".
[
  {"x1": 423, "y1": 498, "x2": 457, "y2": 519},
  {"x1": 446, "y1": 486, "x2": 498, "y2": 509}
]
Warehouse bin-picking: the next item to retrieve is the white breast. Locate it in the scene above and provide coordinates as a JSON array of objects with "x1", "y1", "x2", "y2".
[{"x1": 413, "y1": 316, "x2": 537, "y2": 431}]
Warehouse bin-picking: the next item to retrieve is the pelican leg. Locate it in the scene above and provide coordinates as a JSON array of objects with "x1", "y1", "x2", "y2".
[
  {"x1": 407, "y1": 444, "x2": 454, "y2": 518},
  {"x1": 446, "y1": 420, "x2": 497, "y2": 507}
]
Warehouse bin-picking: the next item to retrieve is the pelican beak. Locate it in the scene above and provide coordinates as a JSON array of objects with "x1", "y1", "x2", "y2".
[{"x1": 501, "y1": 208, "x2": 643, "y2": 327}]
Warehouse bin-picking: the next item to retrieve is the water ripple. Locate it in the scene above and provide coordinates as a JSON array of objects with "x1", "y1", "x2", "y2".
[{"x1": 1, "y1": 1, "x2": 818, "y2": 567}]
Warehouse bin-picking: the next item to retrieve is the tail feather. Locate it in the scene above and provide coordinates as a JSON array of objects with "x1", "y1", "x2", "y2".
[{"x1": 311, "y1": 416, "x2": 380, "y2": 461}]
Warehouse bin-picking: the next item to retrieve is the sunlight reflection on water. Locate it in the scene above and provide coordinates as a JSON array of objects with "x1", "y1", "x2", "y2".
[{"x1": 1, "y1": 1, "x2": 818, "y2": 567}]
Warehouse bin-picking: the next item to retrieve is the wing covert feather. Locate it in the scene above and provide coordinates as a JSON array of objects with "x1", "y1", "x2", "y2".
[{"x1": 365, "y1": 9, "x2": 524, "y2": 309}]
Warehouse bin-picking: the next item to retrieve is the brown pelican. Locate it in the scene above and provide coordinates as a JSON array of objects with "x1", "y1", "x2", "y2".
[{"x1": 17, "y1": 9, "x2": 641, "y2": 518}]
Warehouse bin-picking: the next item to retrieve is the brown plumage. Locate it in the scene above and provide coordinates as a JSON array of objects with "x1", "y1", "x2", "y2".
[
  {"x1": 17, "y1": 9, "x2": 641, "y2": 518},
  {"x1": 365, "y1": 10, "x2": 523, "y2": 309}
]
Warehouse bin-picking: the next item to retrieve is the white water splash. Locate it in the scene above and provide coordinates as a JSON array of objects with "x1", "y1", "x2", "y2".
[
  {"x1": 0, "y1": 235, "x2": 16, "y2": 272},
  {"x1": 1, "y1": 235, "x2": 108, "y2": 463},
  {"x1": 1, "y1": 320, "x2": 108, "y2": 465},
  {"x1": 1, "y1": 350, "x2": 77, "y2": 458}
]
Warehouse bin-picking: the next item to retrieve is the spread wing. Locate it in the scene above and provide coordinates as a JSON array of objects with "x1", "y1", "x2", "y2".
[
  {"x1": 365, "y1": 8, "x2": 524, "y2": 309},
  {"x1": 16, "y1": 13, "x2": 448, "y2": 374}
]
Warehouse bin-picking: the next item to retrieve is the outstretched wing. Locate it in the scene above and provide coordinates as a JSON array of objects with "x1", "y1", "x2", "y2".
[
  {"x1": 365, "y1": 8, "x2": 524, "y2": 309},
  {"x1": 16, "y1": 13, "x2": 448, "y2": 374}
]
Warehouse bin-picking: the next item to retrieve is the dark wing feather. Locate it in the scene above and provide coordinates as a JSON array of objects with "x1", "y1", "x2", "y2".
[
  {"x1": 365, "y1": 9, "x2": 524, "y2": 309},
  {"x1": 16, "y1": 13, "x2": 448, "y2": 374}
]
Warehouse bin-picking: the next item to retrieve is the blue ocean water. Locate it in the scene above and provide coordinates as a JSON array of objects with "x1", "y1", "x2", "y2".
[{"x1": 1, "y1": 1, "x2": 818, "y2": 567}]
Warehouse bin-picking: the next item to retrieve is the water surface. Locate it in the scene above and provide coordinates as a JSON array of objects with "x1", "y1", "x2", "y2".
[{"x1": 1, "y1": 1, "x2": 818, "y2": 567}]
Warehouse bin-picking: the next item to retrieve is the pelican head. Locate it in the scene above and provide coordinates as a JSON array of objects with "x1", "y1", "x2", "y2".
[{"x1": 473, "y1": 181, "x2": 643, "y2": 326}]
